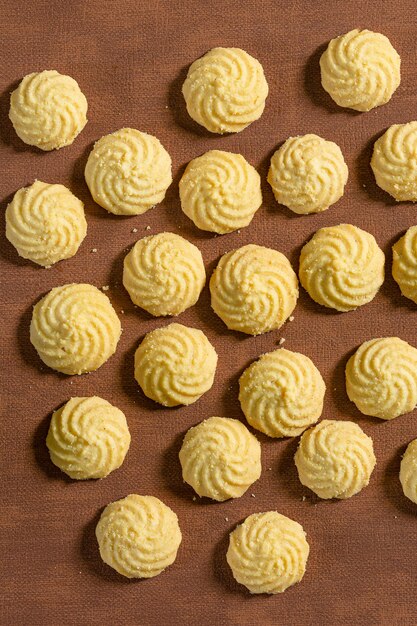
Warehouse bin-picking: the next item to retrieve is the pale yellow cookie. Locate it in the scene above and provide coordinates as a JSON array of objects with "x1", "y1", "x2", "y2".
[
  {"x1": 320, "y1": 29, "x2": 401, "y2": 111},
  {"x1": 179, "y1": 417, "x2": 261, "y2": 501},
  {"x1": 9, "y1": 70, "x2": 87, "y2": 150},
  {"x1": 299, "y1": 224, "x2": 385, "y2": 311},
  {"x1": 134, "y1": 323, "x2": 217, "y2": 407},
  {"x1": 227, "y1": 511, "x2": 309, "y2": 594},
  {"x1": 182, "y1": 47, "x2": 268, "y2": 134},
  {"x1": 84, "y1": 128, "x2": 172, "y2": 215},
  {"x1": 123, "y1": 232, "x2": 205, "y2": 315},
  {"x1": 345, "y1": 337, "x2": 417, "y2": 419},
  {"x1": 96, "y1": 494, "x2": 182, "y2": 579},
  {"x1": 295, "y1": 420, "x2": 376, "y2": 499},
  {"x1": 371, "y1": 122, "x2": 417, "y2": 201},
  {"x1": 210, "y1": 244, "x2": 298, "y2": 335},
  {"x1": 5, "y1": 181, "x2": 87, "y2": 267},
  {"x1": 179, "y1": 150, "x2": 262, "y2": 233},
  {"x1": 46, "y1": 397, "x2": 130, "y2": 479},
  {"x1": 393, "y1": 226, "x2": 417, "y2": 303},
  {"x1": 30, "y1": 283, "x2": 121, "y2": 375},
  {"x1": 239, "y1": 349, "x2": 325, "y2": 438},
  {"x1": 267, "y1": 134, "x2": 348, "y2": 214},
  {"x1": 400, "y1": 439, "x2": 417, "y2": 504}
]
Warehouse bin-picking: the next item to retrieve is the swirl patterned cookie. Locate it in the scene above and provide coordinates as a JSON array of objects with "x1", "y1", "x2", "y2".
[
  {"x1": 84, "y1": 128, "x2": 172, "y2": 215},
  {"x1": 123, "y1": 232, "x2": 205, "y2": 315},
  {"x1": 294, "y1": 420, "x2": 376, "y2": 499},
  {"x1": 345, "y1": 337, "x2": 417, "y2": 419},
  {"x1": 6, "y1": 181, "x2": 87, "y2": 267},
  {"x1": 46, "y1": 397, "x2": 130, "y2": 479},
  {"x1": 134, "y1": 323, "x2": 217, "y2": 407},
  {"x1": 179, "y1": 417, "x2": 261, "y2": 501},
  {"x1": 179, "y1": 150, "x2": 262, "y2": 233},
  {"x1": 371, "y1": 122, "x2": 417, "y2": 201},
  {"x1": 320, "y1": 29, "x2": 401, "y2": 111},
  {"x1": 267, "y1": 134, "x2": 348, "y2": 214},
  {"x1": 299, "y1": 224, "x2": 385, "y2": 311},
  {"x1": 393, "y1": 226, "x2": 417, "y2": 303},
  {"x1": 96, "y1": 494, "x2": 182, "y2": 579},
  {"x1": 210, "y1": 244, "x2": 298, "y2": 335},
  {"x1": 239, "y1": 349, "x2": 325, "y2": 438},
  {"x1": 400, "y1": 439, "x2": 417, "y2": 504},
  {"x1": 9, "y1": 70, "x2": 87, "y2": 150},
  {"x1": 227, "y1": 511, "x2": 309, "y2": 594},
  {"x1": 30, "y1": 283, "x2": 121, "y2": 375},
  {"x1": 182, "y1": 47, "x2": 268, "y2": 134}
]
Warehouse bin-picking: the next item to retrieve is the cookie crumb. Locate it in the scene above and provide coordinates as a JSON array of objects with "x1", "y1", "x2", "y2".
[
  {"x1": 302, "y1": 496, "x2": 306, "y2": 502},
  {"x1": 192, "y1": 496, "x2": 196, "y2": 501},
  {"x1": 289, "y1": 316, "x2": 294, "y2": 322},
  {"x1": 132, "y1": 228, "x2": 138, "y2": 233},
  {"x1": 278, "y1": 337, "x2": 286, "y2": 346},
  {"x1": 101, "y1": 285, "x2": 109, "y2": 291},
  {"x1": 120, "y1": 309, "x2": 125, "y2": 314},
  {"x1": 91, "y1": 248, "x2": 97, "y2": 253},
  {"x1": 237, "y1": 230, "x2": 241, "y2": 234},
  {"x1": 225, "y1": 517, "x2": 229, "y2": 522},
  {"x1": 145, "y1": 225, "x2": 151, "y2": 230},
  {"x1": 268, "y1": 467, "x2": 272, "y2": 471},
  {"x1": 251, "y1": 493, "x2": 256, "y2": 498}
]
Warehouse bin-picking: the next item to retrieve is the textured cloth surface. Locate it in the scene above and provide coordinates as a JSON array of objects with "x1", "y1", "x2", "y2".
[{"x1": 1, "y1": 1, "x2": 417, "y2": 625}]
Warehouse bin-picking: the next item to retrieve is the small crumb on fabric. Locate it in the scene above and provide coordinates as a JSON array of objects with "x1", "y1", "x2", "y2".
[
  {"x1": 145, "y1": 225, "x2": 151, "y2": 230},
  {"x1": 120, "y1": 309, "x2": 125, "y2": 314},
  {"x1": 268, "y1": 467, "x2": 272, "y2": 471},
  {"x1": 278, "y1": 337, "x2": 286, "y2": 345},
  {"x1": 251, "y1": 493, "x2": 256, "y2": 498},
  {"x1": 91, "y1": 248, "x2": 97, "y2": 253},
  {"x1": 289, "y1": 316, "x2": 294, "y2": 322},
  {"x1": 237, "y1": 230, "x2": 241, "y2": 234},
  {"x1": 132, "y1": 228, "x2": 138, "y2": 233},
  {"x1": 101, "y1": 285, "x2": 109, "y2": 291},
  {"x1": 192, "y1": 496, "x2": 196, "y2": 501},
  {"x1": 302, "y1": 496, "x2": 306, "y2": 502},
  {"x1": 225, "y1": 517, "x2": 229, "y2": 522}
]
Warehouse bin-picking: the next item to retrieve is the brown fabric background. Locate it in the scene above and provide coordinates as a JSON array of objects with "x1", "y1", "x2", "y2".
[{"x1": 1, "y1": 1, "x2": 417, "y2": 624}]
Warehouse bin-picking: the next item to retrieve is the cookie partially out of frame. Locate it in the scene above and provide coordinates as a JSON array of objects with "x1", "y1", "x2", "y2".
[
  {"x1": 346, "y1": 337, "x2": 417, "y2": 420},
  {"x1": 371, "y1": 122, "x2": 417, "y2": 201}
]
